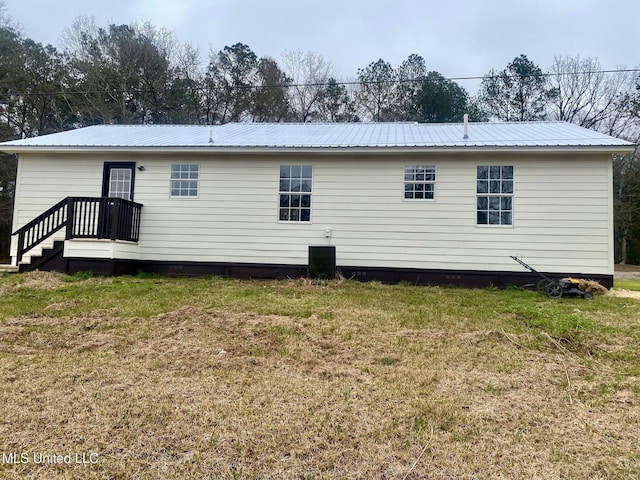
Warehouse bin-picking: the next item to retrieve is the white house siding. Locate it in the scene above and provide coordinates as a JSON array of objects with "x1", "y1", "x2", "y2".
[
  {"x1": 64, "y1": 239, "x2": 140, "y2": 260},
  {"x1": 311, "y1": 152, "x2": 612, "y2": 275},
  {"x1": 10, "y1": 154, "x2": 104, "y2": 259},
  {"x1": 11, "y1": 150, "x2": 613, "y2": 276}
]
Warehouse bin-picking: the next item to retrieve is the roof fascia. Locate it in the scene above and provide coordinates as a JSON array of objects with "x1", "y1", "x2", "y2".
[{"x1": 1, "y1": 145, "x2": 635, "y2": 155}]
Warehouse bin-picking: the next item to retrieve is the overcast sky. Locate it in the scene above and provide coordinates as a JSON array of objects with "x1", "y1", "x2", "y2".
[{"x1": 3, "y1": 0, "x2": 639, "y2": 94}]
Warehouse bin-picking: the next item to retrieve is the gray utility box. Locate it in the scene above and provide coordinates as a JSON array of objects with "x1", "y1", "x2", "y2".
[{"x1": 308, "y1": 246, "x2": 336, "y2": 279}]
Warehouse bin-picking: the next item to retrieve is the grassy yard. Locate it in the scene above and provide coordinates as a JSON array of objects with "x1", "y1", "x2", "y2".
[
  {"x1": 0, "y1": 272, "x2": 639, "y2": 479},
  {"x1": 615, "y1": 279, "x2": 640, "y2": 291}
]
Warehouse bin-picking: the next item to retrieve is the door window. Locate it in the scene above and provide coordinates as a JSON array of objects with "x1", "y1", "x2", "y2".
[
  {"x1": 102, "y1": 162, "x2": 135, "y2": 201},
  {"x1": 109, "y1": 168, "x2": 133, "y2": 200}
]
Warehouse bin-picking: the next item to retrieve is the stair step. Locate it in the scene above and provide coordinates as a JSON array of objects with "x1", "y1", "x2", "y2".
[
  {"x1": 19, "y1": 239, "x2": 63, "y2": 267},
  {"x1": 0, "y1": 264, "x2": 19, "y2": 273},
  {"x1": 19, "y1": 240, "x2": 65, "y2": 273}
]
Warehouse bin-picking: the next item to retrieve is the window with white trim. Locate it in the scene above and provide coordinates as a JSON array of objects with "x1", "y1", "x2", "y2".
[
  {"x1": 279, "y1": 165, "x2": 312, "y2": 222},
  {"x1": 476, "y1": 165, "x2": 513, "y2": 225},
  {"x1": 108, "y1": 168, "x2": 133, "y2": 200},
  {"x1": 404, "y1": 165, "x2": 436, "y2": 200},
  {"x1": 171, "y1": 164, "x2": 199, "y2": 198}
]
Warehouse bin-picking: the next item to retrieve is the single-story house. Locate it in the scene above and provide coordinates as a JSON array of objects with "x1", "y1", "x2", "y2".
[{"x1": 1, "y1": 121, "x2": 634, "y2": 288}]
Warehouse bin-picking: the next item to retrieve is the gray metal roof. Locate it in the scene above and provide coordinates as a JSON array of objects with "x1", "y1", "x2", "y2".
[{"x1": 0, "y1": 121, "x2": 634, "y2": 151}]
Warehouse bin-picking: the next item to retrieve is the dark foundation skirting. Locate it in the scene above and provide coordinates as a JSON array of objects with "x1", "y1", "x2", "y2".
[{"x1": 60, "y1": 257, "x2": 614, "y2": 290}]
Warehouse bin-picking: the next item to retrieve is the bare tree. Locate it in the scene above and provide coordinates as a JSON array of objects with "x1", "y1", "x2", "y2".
[
  {"x1": 0, "y1": 0, "x2": 11, "y2": 26},
  {"x1": 547, "y1": 55, "x2": 638, "y2": 138},
  {"x1": 281, "y1": 50, "x2": 334, "y2": 122},
  {"x1": 597, "y1": 69, "x2": 639, "y2": 139},
  {"x1": 166, "y1": 42, "x2": 206, "y2": 123}
]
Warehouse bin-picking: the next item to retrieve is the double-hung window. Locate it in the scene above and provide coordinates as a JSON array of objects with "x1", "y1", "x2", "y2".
[
  {"x1": 279, "y1": 165, "x2": 312, "y2": 222},
  {"x1": 476, "y1": 165, "x2": 513, "y2": 225},
  {"x1": 404, "y1": 165, "x2": 436, "y2": 200},
  {"x1": 171, "y1": 164, "x2": 199, "y2": 198}
]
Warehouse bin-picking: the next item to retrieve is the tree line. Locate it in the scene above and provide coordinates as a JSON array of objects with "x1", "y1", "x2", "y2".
[{"x1": 1, "y1": 13, "x2": 640, "y2": 263}]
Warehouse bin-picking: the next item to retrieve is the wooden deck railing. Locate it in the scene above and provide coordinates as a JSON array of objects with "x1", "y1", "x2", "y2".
[{"x1": 13, "y1": 197, "x2": 142, "y2": 264}]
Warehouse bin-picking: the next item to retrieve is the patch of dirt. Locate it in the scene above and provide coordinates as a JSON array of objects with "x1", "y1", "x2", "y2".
[
  {"x1": 615, "y1": 264, "x2": 640, "y2": 280},
  {"x1": 45, "y1": 300, "x2": 78, "y2": 311},
  {"x1": 614, "y1": 264, "x2": 640, "y2": 272},
  {"x1": 607, "y1": 289, "x2": 640, "y2": 299},
  {"x1": 615, "y1": 272, "x2": 640, "y2": 280},
  {"x1": 20, "y1": 270, "x2": 66, "y2": 289},
  {"x1": 0, "y1": 271, "x2": 66, "y2": 295}
]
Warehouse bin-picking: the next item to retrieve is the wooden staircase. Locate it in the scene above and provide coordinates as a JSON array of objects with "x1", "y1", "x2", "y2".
[
  {"x1": 19, "y1": 240, "x2": 65, "y2": 272},
  {"x1": 12, "y1": 197, "x2": 143, "y2": 273}
]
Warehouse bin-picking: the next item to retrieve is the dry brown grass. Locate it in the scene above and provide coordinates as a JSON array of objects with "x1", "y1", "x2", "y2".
[
  {"x1": 0, "y1": 276, "x2": 639, "y2": 479},
  {"x1": 0, "y1": 270, "x2": 65, "y2": 295},
  {"x1": 577, "y1": 279, "x2": 608, "y2": 295}
]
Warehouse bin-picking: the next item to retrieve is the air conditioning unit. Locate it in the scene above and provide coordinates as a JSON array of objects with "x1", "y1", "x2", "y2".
[{"x1": 308, "y1": 246, "x2": 336, "y2": 279}]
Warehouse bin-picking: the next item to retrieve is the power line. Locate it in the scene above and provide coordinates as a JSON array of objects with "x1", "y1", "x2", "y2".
[
  {"x1": 0, "y1": 68, "x2": 638, "y2": 98},
  {"x1": 451, "y1": 68, "x2": 640, "y2": 82}
]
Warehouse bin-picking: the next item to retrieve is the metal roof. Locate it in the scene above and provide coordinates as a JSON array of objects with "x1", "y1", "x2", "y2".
[{"x1": 0, "y1": 121, "x2": 634, "y2": 152}]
